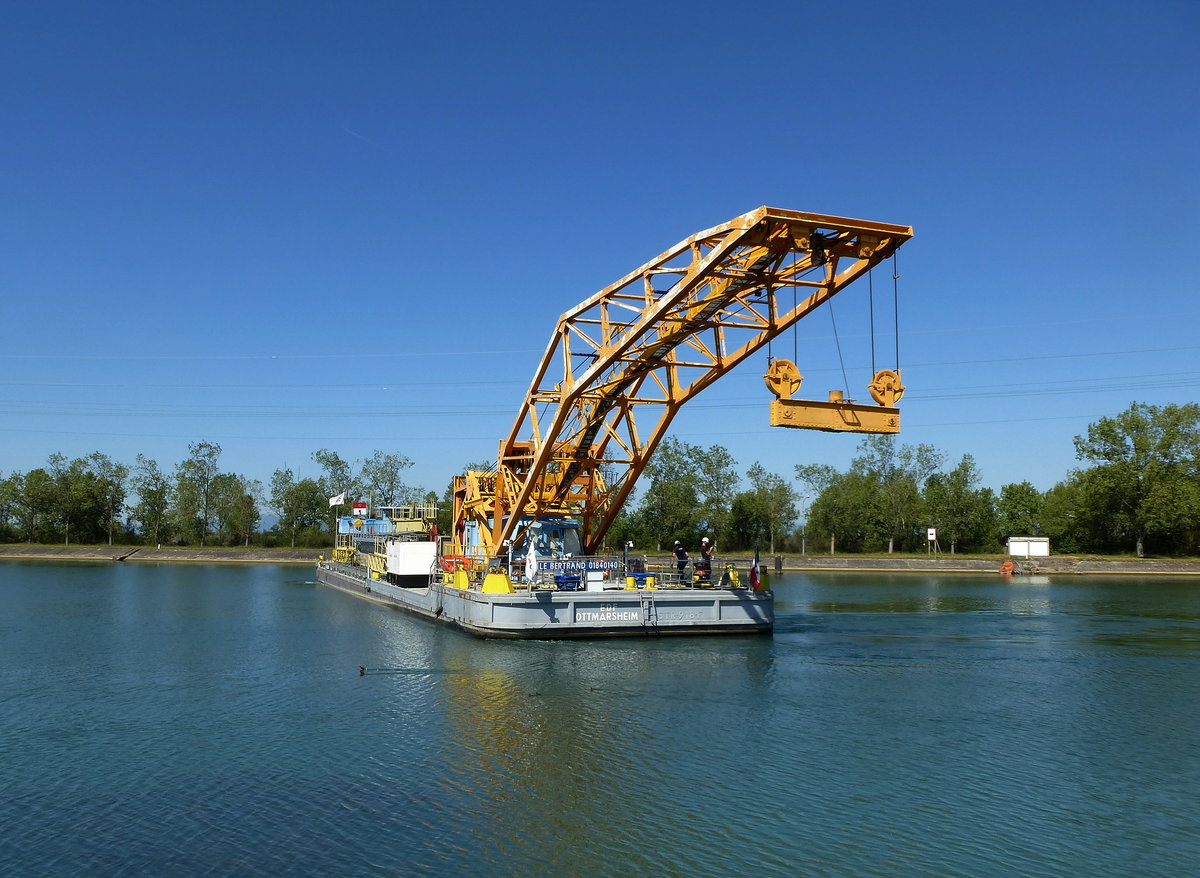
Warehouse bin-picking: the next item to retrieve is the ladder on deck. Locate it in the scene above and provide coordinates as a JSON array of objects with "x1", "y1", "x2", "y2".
[{"x1": 640, "y1": 592, "x2": 659, "y2": 634}]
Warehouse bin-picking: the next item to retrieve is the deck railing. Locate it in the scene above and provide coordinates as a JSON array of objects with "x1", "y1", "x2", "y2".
[
  {"x1": 431, "y1": 550, "x2": 768, "y2": 592},
  {"x1": 640, "y1": 556, "x2": 767, "y2": 590},
  {"x1": 329, "y1": 540, "x2": 771, "y2": 592}
]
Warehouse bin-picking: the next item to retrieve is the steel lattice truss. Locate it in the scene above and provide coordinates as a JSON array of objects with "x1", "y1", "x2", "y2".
[{"x1": 456, "y1": 206, "x2": 913, "y2": 554}]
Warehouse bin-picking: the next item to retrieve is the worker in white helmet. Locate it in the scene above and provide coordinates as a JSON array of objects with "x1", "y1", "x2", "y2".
[
  {"x1": 673, "y1": 540, "x2": 689, "y2": 578},
  {"x1": 697, "y1": 536, "x2": 714, "y2": 584}
]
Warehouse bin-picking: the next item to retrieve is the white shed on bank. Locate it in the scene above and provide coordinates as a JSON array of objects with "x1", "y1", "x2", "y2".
[{"x1": 1007, "y1": 536, "x2": 1050, "y2": 557}]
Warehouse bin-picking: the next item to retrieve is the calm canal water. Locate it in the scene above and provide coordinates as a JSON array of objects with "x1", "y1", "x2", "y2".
[{"x1": 2, "y1": 562, "x2": 1198, "y2": 877}]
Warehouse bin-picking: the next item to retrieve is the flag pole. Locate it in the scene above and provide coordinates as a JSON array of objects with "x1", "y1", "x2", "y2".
[{"x1": 329, "y1": 490, "x2": 346, "y2": 549}]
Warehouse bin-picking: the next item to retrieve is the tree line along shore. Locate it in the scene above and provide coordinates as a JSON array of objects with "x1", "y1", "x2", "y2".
[{"x1": 1, "y1": 402, "x2": 1198, "y2": 559}]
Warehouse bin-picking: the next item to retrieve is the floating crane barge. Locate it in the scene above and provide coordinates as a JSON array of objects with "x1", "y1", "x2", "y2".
[
  {"x1": 316, "y1": 206, "x2": 912, "y2": 638},
  {"x1": 317, "y1": 555, "x2": 775, "y2": 638}
]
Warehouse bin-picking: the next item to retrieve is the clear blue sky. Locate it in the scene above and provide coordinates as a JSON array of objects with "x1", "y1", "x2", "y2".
[{"x1": 2, "y1": 0, "x2": 1197, "y2": 508}]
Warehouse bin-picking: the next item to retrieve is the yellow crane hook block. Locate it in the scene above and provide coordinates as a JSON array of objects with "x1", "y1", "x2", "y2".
[
  {"x1": 766, "y1": 362, "x2": 902, "y2": 434},
  {"x1": 769, "y1": 394, "x2": 900, "y2": 433}
]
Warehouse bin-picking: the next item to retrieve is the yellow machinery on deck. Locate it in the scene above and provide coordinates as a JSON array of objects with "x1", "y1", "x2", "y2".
[{"x1": 453, "y1": 206, "x2": 913, "y2": 556}]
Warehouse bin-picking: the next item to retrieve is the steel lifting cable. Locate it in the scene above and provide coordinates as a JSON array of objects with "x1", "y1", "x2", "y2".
[
  {"x1": 775, "y1": 253, "x2": 801, "y2": 373},
  {"x1": 868, "y1": 267, "x2": 876, "y2": 375},
  {"x1": 803, "y1": 242, "x2": 850, "y2": 396},
  {"x1": 892, "y1": 252, "x2": 901, "y2": 371},
  {"x1": 792, "y1": 285, "x2": 798, "y2": 365},
  {"x1": 766, "y1": 282, "x2": 773, "y2": 364},
  {"x1": 829, "y1": 301, "x2": 850, "y2": 396}
]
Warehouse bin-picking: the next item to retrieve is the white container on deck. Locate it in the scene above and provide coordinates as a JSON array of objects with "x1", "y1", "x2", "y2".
[{"x1": 386, "y1": 541, "x2": 438, "y2": 577}]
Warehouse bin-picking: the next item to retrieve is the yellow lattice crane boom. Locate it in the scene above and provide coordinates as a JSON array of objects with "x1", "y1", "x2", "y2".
[{"x1": 453, "y1": 206, "x2": 913, "y2": 555}]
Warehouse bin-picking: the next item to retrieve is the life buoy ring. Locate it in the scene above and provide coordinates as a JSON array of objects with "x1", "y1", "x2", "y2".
[
  {"x1": 999, "y1": 561, "x2": 1014, "y2": 575},
  {"x1": 440, "y1": 555, "x2": 468, "y2": 573}
]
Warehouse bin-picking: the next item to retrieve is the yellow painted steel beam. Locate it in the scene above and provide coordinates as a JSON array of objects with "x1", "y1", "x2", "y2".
[
  {"x1": 456, "y1": 207, "x2": 913, "y2": 555},
  {"x1": 770, "y1": 398, "x2": 901, "y2": 433}
]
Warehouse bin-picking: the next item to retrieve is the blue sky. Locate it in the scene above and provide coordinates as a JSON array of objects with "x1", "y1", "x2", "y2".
[{"x1": 1, "y1": 0, "x2": 1197, "y2": 508}]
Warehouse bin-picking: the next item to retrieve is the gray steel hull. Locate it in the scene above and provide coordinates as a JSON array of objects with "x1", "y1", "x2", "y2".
[{"x1": 315, "y1": 562, "x2": 772, "y2": 638}]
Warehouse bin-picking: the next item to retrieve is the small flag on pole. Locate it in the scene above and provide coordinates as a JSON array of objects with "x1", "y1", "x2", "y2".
[
  {"x1": 329, "y1": 492, "x2": 346, "y2": 507},
  {"x1": 750, "y1": 547, "x2": 761, "y2": 590}
]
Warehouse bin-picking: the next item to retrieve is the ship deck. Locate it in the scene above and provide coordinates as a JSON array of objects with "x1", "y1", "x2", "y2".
[{"x1": 315, "y1": 562, "x2": 773, "y2": 639}]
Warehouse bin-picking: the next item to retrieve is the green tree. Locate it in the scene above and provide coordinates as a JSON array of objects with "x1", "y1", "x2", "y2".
[
  {"x1": 605, "y1": 502, "x2": 653, "y2": 555},
  {"x1": 796, "y1": 464, "x2": 876, "y2": 553},
  {"x1": 744, "y1": 462, "x2": 798, "y2": 554},
  {"x1": 358, "y1": 450, "x2": 415, "y2": 508},
  {"x1": 230, "y1": 491, "x2": 261, "y2": 546},
  {"x1": 131, "y1": 455, "x2": 172, "y2": 545},
  {"x1": 270, "y1": 468, "x2": 329, "y2": 548},
  {"x1": 850, "y1": 436, "x2": 942, "y2": 553},
  {"x1": 923, "y1": 454, "x2": 997, "y2": 553},
  {"x1": 209, "y1": 472, "x2": 260, "y2": 546},
  {"x1": 997, "y1": 481, "x2": 1044, "y2": 540},
  {"x1": 1072, "y1": 402, "x2": 1200, "y2": 557},
  {"x1": 174, "y1": 441, "x2": 222, "y2": 546},
  {"x1": 313, "y1": 448, "x2": 355, "y2": 500},
  {"x1": 46, "y1": 453, "x2": 105, "y2": 545},
  {"x1": 695, "y1": 444, "x2": 738, "y2": 543},
  {"x1": 640, "y1": 438, "x2": 701, "y2": 550},
  {"x1": 0, "y1": 473, "x2": 18, "y2": 540},
  {"x1": 12, "y1": 469, "x2": 55, "y2": 542},
  {"x1": 46, "y1": 454, "x2": 76, "y2": 544},
  {"x1": 1040, "y1": 472, "x2": 1102, "y2": 554},
  {"x1": 726, "y1": 490, "x2": 766, "y2": 550},
  {"x1": 313, "y1": 448, "x2": 356, "y2": 535},
  {"x1": 209, "y1": 473, "x2": 260, "y2": 546},
  {"x1": 88, "y1": 452, "x2": 129, "y2": 546}
]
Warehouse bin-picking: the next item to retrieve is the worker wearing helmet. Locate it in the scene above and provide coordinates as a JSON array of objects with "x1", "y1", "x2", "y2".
[
  {"x1": 697, "y1": 536, "x2": 713, "y2": 584},
  {"x1": 673, "y1": 540, "x2": 689, "y2": 578}
]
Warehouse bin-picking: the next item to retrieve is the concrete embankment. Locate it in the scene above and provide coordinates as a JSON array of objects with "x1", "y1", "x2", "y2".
[
  {"x1": 649, "y1": 554, "x2": 1200, "y2": 576},
  {"x1": 777, "y1": 555, "x2": 1200, "y2": 576},
  {"x1": 0, "y1": 545, "x2": 320, "y2": 564},
  {"x1": 3, "y1": 545, "x2": 1200, "y2": 575}
]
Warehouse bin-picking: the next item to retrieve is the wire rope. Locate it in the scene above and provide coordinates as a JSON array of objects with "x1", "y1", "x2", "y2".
[
  {"x1": 792, "y1": 284, "x2": 798, "y2": 365},
  {"x1": 828, "y1": 303, "x2": 850, "y2": 395},
  {"x1": 892, "y1": 252, "x2": 901, "y2": 371},
  {"x1": 766, "y1": 283, "x2": 773, "y2": 364},
  {"x1": 868, "y1": 267, "x2": 876, "y2": 374}
]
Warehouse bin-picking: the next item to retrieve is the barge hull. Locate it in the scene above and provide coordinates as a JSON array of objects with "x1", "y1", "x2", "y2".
[{"x1": 315, "y1": 562, "x2": 772, "y2": 639}]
